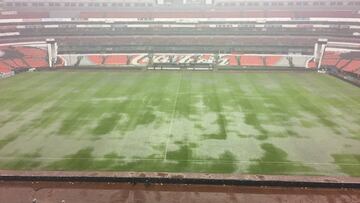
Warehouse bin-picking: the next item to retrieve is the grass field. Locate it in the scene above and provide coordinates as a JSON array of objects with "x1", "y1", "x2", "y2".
[{"x1": 0, "y1": 71, "x2": 359, "y2": 176}]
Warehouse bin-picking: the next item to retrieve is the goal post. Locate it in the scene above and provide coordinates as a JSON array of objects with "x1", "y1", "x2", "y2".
[
  {"x1": 314, "y1": 38, "x2": 328, "y2": 69},
  {"x1": 46, "y1": 38, "x2": 58, "y2": 68}
]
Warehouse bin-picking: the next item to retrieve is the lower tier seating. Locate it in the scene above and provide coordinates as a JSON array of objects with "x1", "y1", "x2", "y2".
[
  {"x1": 0, "y1": 45, "x2": 51, "y2": 73},
  {"x1": 60, "y1": 53, "x2": 314, "y2": 68},
  {"x1": 321, "y1": 49, "x2": 360, "y2": 75}
]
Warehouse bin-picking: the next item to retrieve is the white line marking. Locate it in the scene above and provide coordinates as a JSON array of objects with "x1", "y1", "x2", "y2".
[
  {"x1": 163, "y1": 72, "x2": 183, "y2": 161},
  {"x1": 0, "y1": 156, "x2": 359, "y2": 166}
]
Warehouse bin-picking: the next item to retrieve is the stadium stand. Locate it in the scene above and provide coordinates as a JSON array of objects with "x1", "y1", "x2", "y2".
[
  {"x1": 0, "y1": 45, "x2": 63, "y2": 72},
  {"x1": 77, "y1": 10, "x2": 360, "y2": 19},
  {"x1": 8, "y1": 23, "x2": 354, "y2": 39},
  {"x1": 0, "y1": 0, "x2": 359, "y2": 75},
  {"x1": 240, "y1": 56, "x2": 265, "y2": 66},
  {"x1": 0, "y1": 0, "x2": 359, "y2": 56},
  {"x1": 59, "y1": 53, "x2": 313, "y2": 68},
  {"x1": 0, "y1": 64, "x2": 12, "y2": 74},
  {"x1": 55, "y1": 36, "x2": 316, "y2": 47},
  {"x1": 343, "y1": 60, "x2": 360, "y2": 72},
  {"x1": 88, "y1": 55, "x2": 128, "y2": 65},
  {"x1": 320, "y1": 48, "x2": 360, "y2": 75},
  {"x1": 0, "y1": 11, "x2": 49, "y2": 19}
]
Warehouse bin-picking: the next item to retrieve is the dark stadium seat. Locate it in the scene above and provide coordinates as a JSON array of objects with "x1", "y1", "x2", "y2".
[
  {"x1": 54, "y1": 35, "x2": 319, "y2": 48},
  {"x1": 78, "y1": 10, "x2": 360, "y2": 19}
]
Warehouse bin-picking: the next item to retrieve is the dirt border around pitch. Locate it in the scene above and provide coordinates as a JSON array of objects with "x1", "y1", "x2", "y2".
[
  {"x1": 0, "y1": 170, "x2": 359, "y2": 189},
  {"x1": 1, "y1": 180, "x2": 359, "y2": 203}
]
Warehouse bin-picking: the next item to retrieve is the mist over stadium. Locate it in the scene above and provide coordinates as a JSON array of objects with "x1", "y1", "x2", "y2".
[{"x1": 0, "y1": 0, "x2": 359, "y2": 202}]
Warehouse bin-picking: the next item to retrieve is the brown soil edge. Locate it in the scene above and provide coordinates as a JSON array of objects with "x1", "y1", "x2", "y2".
[{"x1": 0, "y1": 170, "x2": 359, "y2": 189}]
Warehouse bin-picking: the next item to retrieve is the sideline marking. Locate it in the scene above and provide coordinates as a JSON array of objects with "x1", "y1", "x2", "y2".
[{"x1": 0, "y1": 156, "x2": 359, "y2": 166}]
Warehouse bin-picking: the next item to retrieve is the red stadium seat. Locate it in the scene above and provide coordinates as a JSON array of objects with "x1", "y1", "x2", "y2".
[
  {"x1": 88, "y1": 55, "x2": 104, "y2": 65},
  {"x1": 17, "y1": 47, "x2": 47, "y2": 58},
  {"x1": 321, "y1": 51, "x2": 341, "y2": 66},
  {"x1": 336, "y1": 59, "x2": 351, "y2": 69},
  {"x1": 3, "y1": 60, "x2": 18, "y2": 69},
  {"x1": 321, "y1": 49, "x2": 360, "y2": 75},
  {"x1": 227, "y1": 55, "x2": 238, "y2": 66},
  {"x1": 104, "y1": 55, "x2": 128, "y2": 65},
  {"x1": 88, "y1": 55, "x2": 128, "y2": 65},
  {"x1": 0, "y1": 62, "x2": 12, "y2": 74},
  {"x1": 306, "y1": 59, "x2": 317, "y2": 69},
  {"x1": 265, "y1": 56, "x2": 282, "y2": 66},
  {"x1": 12, "y1": 58, "x2": 27, "y2": 68},
  {"x1": 240, "y1": 55, "x2": 263, "y2": 66},
  {"x1": 343, "y1": 60, "x2": 360, "y2": 72},
  {"x1": 24, "y1": 58, "x2": 48, "y2": 68},
  {"x1": 0, "y1": 46, "x2": 50, "y2": 70}
]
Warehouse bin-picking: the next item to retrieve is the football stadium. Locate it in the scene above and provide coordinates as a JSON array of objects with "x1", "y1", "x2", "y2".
[{"x1": 0, "y1": 0, "x2": 360, "y2": 202}]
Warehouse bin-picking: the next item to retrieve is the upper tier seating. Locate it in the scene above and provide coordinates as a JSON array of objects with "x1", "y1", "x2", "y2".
[
  {"x1": 78, "y1": 10, "x2": 360, "y2": 19},
  {"x1": 54, "y1": 36, "x2": 318, "y2": 47},
  {"x1": 0, "y1": 11, "x2": 49, "y2": 19}
]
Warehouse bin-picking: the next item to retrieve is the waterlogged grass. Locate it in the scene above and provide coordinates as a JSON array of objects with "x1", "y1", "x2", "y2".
[
  {"x1": 248, "y1": 143, "x2": 315, "y2": 175},
  {"x1": 0, "y1": 150, "x2": 42, "y2": 170},
  {"x1": 92, "y1": 114, "x2": 121, "y2": 136},
  {"x1": 47, "y1": 146, "x2": 238, "y2": 173},
  {"x1": 332, "y1": 154, "x2": 360, "y2": 176},
  {"x1": 0, "y1": 71, "x2": 359, "y2": 176}
]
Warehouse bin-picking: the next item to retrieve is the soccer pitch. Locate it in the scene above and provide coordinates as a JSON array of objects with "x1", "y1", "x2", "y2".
[{"x1": 0, "y1": 71, "x2": 359, "y2": 176}]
